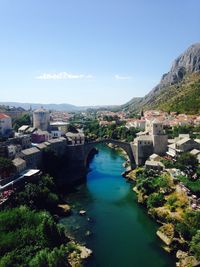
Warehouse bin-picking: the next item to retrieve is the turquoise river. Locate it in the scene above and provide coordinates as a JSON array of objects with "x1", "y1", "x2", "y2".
[{"x1": 60, "y1": 144, "x2": 175, "y2": 267}]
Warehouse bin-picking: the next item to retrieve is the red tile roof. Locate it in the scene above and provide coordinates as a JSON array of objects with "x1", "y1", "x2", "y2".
[{"x1": 0, "y1": 113, "x2": 10, "y2": 119}]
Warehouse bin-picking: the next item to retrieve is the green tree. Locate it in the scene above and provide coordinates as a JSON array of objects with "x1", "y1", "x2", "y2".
[
  {"x1": 0, "y1": 157, "x2": 16, "y2": 178},
  {"x1": 190, "y1": 230, "x2": 200, "y2": 260},
  {"x1": 176, "y1": 152, "x2": 198, "y2": 170},
  {"x1": 29, "y1": 246, "x2": 69, "y2": 267},
  {"x1": 13, "y1": 114, "x2": 31, "y2": 131},
  {"x1": 176, "y1": 210, "x2": 200, "y2": 240},
  {"x1": 147, "y1": 193, "x2": 165, "y2": 209},
  {"x1": 66, "y1": 124, "x2": 78, "y2": 133},
  {"x1": 0, "y1": 207, "x2": 70, "y2": 267}
]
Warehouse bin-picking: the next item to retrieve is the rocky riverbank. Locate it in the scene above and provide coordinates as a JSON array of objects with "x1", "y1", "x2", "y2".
[
  {"x1": 125, "y1": 168, "x2": 200, "y2": 267},
  {"x1": 107, "y1": 143, "x2": 130, "y2": 169},
  {"x1": 67, "y1": 241, "x2": 92, "y2": 267}
]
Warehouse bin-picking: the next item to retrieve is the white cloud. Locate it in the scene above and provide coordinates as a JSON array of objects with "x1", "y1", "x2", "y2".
[
  {"x1": 36, "y1": 72, "x2": 93, "y2": 80},
  {"x1": 114, "y1": 74, "x2": 132, "y2": 80}
]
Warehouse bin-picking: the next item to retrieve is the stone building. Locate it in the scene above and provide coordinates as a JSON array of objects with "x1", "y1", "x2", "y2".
[
  {"x1": 167, "y1": 138, "x2": 200, "y2": 158},
  {"x1": 18, "y1": 125, "x2": 30, "y2": 135},
  {"x1": 133, "y1": 136, "x2": 153, "y2": 165},
  {"x1": 151, "y1": 121, "x2": 168, "y2": 155},
  {"x1": 33, "y1": 108, "x2": 50, "y2": 131},
  {"x1": 134, "y1": 119, "x2": 146, "y2": 130},
  {"x1": 20, "y1": 147, "x2": 42, "y2": 169},
  {"x1": 47, "y1": 137, "x2": 66, "y2": 156},
  {"x1": 133, "y1": 120, "x2": 168, "y2": 166},
  {"x1": 66, "y1": 132, "x2": 85, "y2": 145},
  {"x1": 31, "y1": 130, "x2": 50, "y2": 143},
  {"x1": 145, "y1": 160, "x2": 165, "y2": 171},
  {"x1": 0, "y1": 113, "x2": 12, "y2": 137},
  {"x1": 12, "y1": 158, "x2": 27, "y2": 174}
]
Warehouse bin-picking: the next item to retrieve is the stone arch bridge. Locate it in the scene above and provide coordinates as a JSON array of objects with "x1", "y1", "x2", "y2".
[{"x1": 84, "y1": 139, "x2": 136, "y2": 169}]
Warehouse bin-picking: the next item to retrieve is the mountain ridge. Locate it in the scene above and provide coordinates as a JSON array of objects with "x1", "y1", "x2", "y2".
[
  {"x1": 0, "y1": 102, "x2": 118, "y2": 112},
  {"x1": 123, "y1": 43, "x2": 200, "y2": 114}
]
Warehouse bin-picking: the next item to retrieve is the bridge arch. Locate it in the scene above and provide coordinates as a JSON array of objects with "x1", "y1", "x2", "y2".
[{"x1": 84, "y1": 139, "x2": 136, "y2": 169}]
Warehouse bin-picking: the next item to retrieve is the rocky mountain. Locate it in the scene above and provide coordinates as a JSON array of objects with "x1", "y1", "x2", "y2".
[{"x1": 124, "y1": 43, "x2": 200, "y2": 114}]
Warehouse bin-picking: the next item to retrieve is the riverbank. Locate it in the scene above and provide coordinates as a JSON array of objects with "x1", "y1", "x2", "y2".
[
  {"x1": 0, "y1": 174, "x2": 92, "y2": 267},
  {"x1": 125, "y1": 167, "x2": 200, "y2": 267},
  {"x1": 106, "y1": 142, "x2": 130, "y2": 168},
  {"x1": 60, "y1": 144, "x2": 175, "y2": 267}
]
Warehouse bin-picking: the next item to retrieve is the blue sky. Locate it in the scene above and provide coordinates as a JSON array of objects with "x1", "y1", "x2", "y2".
[{"x1": 0, "y1": 0, "x2": 199, "y2": 106}]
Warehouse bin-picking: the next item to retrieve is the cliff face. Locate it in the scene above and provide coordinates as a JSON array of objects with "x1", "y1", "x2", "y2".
[
  {"x1": 146, "y1": 43, "x2": 200, "y2": 99},
  {"x1": 124, "y1": 43, "x2": 200, "y2": 114}
]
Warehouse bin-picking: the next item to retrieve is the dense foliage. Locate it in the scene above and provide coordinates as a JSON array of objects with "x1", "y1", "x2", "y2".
[
  {"x1": 190, "y1": 230, "x2": 200, "y2": 260},
  {"x1": 136, "y1": 169, "x2": 172, "y2": 196},
  {"x1": 122, "y1": 73, "x2": 200, "y2": 114},
  {"x1": 176, "y1": 210, "x2": 200, "y2": 241},
  {"x1": 165, "y1": 124, "x2": 200, "y2": 139},
  {"x1": 13, "y1": 114, "x2": 31, "y2": 131},
  {"x1": 83, "y1": 120, "x2": 140, "y2": 142},
  {"x1": 176, "y1": 175, "x2": 200, "y2": 196},
  {"x1": 0, "y1": 157, "x2": 16, "y2": 179},
  {"x1": 162, "y1": 152, "x2": 198, "y2": 171},
  {"x1": 147, "y1": 193, "x2": 165, "y2": 209},
  {"x1": 9, "y1": 175, "x2": 59, "y2": 211},
  {"x1": 134, "y1": 168, "x2": 200, "y2": 260},
  {"x1": 0, "y1": 206, "x2": 70, "y2": 267},
  {"x1": 163, "y1": 78, "x2": 200, "y2": 114},
  {"x1": 176, "y1": 152, "x2": 199, "y2": 170},
  {"x1": 66, "y1": 124, "x2": 79, "y2": 133},
  {"x1": 144, "y1": 73, "x2": 200, "y2": 114},
  {"x1": 0, "y1": 174, "x2": 82, "y2": 266}
]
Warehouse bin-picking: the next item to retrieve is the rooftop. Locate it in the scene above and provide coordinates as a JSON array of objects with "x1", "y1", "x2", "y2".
[
  {"x1": 136, "y1": 135, "x2": 153, "y2": 141},
  {"x1": 12, "y1": 157, "x2": 26, "y2": 166},
  {"x1": 145, "y1": 160, "x2": 164, "y2": 167},
  {"x1": 18, "y1": 125, "x2": 30, "y2": 131},
  {"x1": 176, "y1": 138, "x2": 191, "y2": 146},
  {"x1": 0, "y1": 113, "x2": 10, "y2": 119},
  {"x1": 34, "y1": 108, "x2": 49, "y2": 113},
  {"x1": 47, "y1": 137, "x2": 66, "y2": 144},
  {"x1": 149, "y1": 153, "x2": 160, "y2": 160},
  {"x1": 168, "y1": 143, "x2": 176, "y2": 149},
  {"x1": 23, "y1": 169, "x2": 40, "y2": 177},
  {"x1": 21, "y1": 147, "x2": 40, "y2": 155},
  {"x1": 190, "y1": 149, "x2": 200, "y2": 155},
  {"x1": 35, "y1": 143, "x2": 47, "y2": 150}
]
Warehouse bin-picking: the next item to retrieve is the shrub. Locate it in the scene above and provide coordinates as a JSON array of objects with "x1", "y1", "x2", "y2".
[
  {"x1": 147, "y1": 193, "x2": 165, "y2": 209},
  {"x1": 190, "y1": 230, "x2": 200, "y2": 260}
]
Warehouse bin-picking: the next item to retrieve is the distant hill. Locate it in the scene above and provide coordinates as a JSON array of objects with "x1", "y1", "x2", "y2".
[
  {"x1": 123, "y1": 43, "x2": 200, "y2": 114},
  {"x1": 0, "y1": 102, "x2": 116, "y2": 112},
  {"x1": 0, "y1": 102, "x2": 84, "y2": 112},
  {"x1": 0, "y1": 104, "x2": 25, "y2": 112}
]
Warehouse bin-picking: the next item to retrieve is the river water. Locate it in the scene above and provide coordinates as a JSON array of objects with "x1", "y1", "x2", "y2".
[{"x1": 60, "y1": 145, "x2": 175, "y2": 267}]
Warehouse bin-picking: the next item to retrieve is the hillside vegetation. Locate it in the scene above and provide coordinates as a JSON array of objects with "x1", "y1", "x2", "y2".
[{"x1": 143, "y1": 73, "x2": 200, "y2": 114}]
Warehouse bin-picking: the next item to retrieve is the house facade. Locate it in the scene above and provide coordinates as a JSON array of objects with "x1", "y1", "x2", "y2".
[{"x1": 0, "y1": 113, "x2": 12, "y2": 137}]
